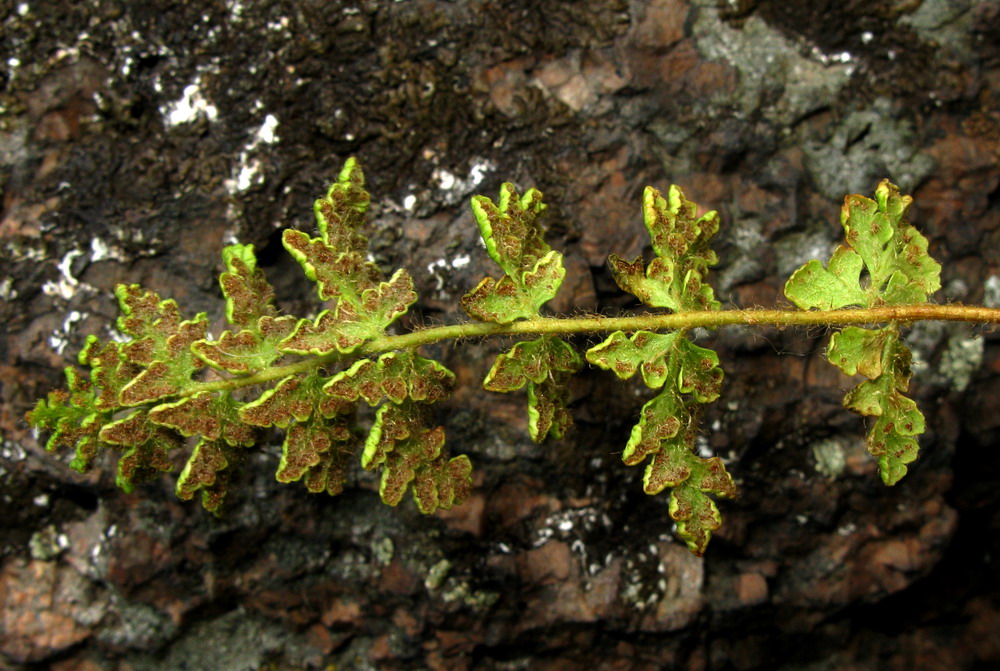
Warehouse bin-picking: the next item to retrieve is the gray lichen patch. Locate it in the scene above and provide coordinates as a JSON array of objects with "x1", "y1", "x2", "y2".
[
  {"x1": 901, "y1": 0, "x2": 978, "y2": 61},
  {"x1": 801, "y1": 99, "x2": 936, "y2": 201},
  {"x1": 127, "y1": 609, "x2": 315, "y2": 671},
  {"x1": 938, "y1": 331, "x2": 984, "y2": 393},
  {"x1": 906, "y1": 321, "x2": 984, "y2": 392},
  {"x1": 691, "y1": 7, "x2": 855, "y2": 125}
]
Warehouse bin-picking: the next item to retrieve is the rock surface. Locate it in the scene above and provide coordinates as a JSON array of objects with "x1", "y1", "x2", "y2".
[{"x1": 2, "y1": 1, "x2": 999, "y2": 669}]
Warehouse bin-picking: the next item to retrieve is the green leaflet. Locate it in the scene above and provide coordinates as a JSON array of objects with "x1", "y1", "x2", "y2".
[
  {"x1": 589, "y1": 183, "x2": 728, "y2": 554},
  {"x1": 99, "y1": 409, "x2": 184, "y2": 493},
  {"x1": 461, "y1": 184, "x2": 566, "y2": 324},
  {"x1": 28, "y1": 287, "x2": 209, "y2": 476},
  {"x1": 784, "y1": 180, "x2": 941, "y2": 310},
  {"x1": 192, "y1": 315, "x2": 297, "y2": 375},
  {"x1": 668, "y1": 470, "x2": 735, "y2": 556},
  {"x1": 26, "y1": 367, "x2": 108, "y2": 472},
  {"x1": 587, "y1": 330, "x2": 722, "y2": 399},
  {"x1": 81, "y1": 336, "x2": 139, "y2": 411},
  {"x1": 324, "y1": 351, "x2": 455, "y2": 406},
  {"x1": 175, "y1": 440, "x2": 240, "y2": 514},
  {"x1": 786, "y1": 181, "x2": 942, "y2": 486},
  {"x1": 609, "y1": 185, "x2": 721, "y2": 312},
  {"x1": 192, "y1": 244, "x2": 298, "y2": 374},
  {"x1": 483, "y1": 335, "x2": 583, "y2": 441},
  {"x1": 277, "y1": 158, "x2": 417, "y2": 355},
  {"x1": 465, "y1": 185, "x2": 582, "y2": 440},
  {"x1": 828, "y1": 326, "x2": 923, "y2": 485},
  {"x1": 462, "y1": 251, "x2": 566, "y2": 324},
  {"x1": 149, "y1": 392, "x2": 256, "y2": 447},
  {"x1": 280, "y1": 256, "x2": 417, "y2": 355},
  {"x1": 362, "y1": 402, "x2": 472, "y2": 513},
  {"x1": 313, "y1": 156, "x2": 371, "y2": 254},
  {"x1": 276, "y1": 416, "x2": 354, "y2": 496},
  {"x1": 621, "y1": 335, "x2": 722, "y2": 460},
  {"x1": 827, "y1": 325, "x2": 890, "y2": 378},
  {"x1": 113, "y1": 285, "x2": 208, "y2": 405},
  {"x1": 240, "y1": 373, "x2": 352, "y2": 428},
  {"x1": 780, "y1": 248, "x2": 868, "y2": 310},
  {"x1": 525, "y1": 381, "x2": 575, "y2": 443},
  {"x1": 587, "y1": 328, "x2": 731, "y2": 555},
  {"x1": 218, "y1": 243, "x2": 278, "y2": 327},
  {"x1": 473, "y1": 183, "x2": 550, "y2": 279},
  {"x1": 281, "y1": 229, "x2": 382, "y2": 303}
]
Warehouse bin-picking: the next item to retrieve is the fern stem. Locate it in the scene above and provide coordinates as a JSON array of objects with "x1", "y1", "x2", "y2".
[{"x1": 181, "y1": 304, "x2": 1000, "y2": 397}]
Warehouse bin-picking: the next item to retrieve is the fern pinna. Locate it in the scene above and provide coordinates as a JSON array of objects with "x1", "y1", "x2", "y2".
[{"x1": 29, "y1": 158, "x2": 971, "y2": 555}]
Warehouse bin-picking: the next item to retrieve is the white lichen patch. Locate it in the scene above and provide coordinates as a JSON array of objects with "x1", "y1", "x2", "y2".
[
  {"x1": 906, "y1": 321, "x2": 983, "y2": 391},
  {"x1": 532, "y1": 506, "x2": 616, "y2": 582},
  {"x1": 692, "y1": 9, "x2": 855, "y2": 124},
  {"x1": 89, "y1": 236, "x2": 126, "y2": 263},
  {"x1": 371, "y1": 536, "x2": 394, "y2": 566},
  {"x1": 1, "y1": 440, "x2": 27, "y2": 465},
  {"x1": 29, "y1": 524, "x2": 70, "y2": 561},
  {"x1": 424, "y1": 558, "x2": 452, "y2": 590},
  {"x1": 255, "y1": 113, "x2": 279, "y2": 144},
  {"x1": 162, "y1": 81, "x2": 218, "y2": 128},
  {"x1": 48, "y1": 310, "x2": 87, "y2": 356},
  {"x1": 42, "y1": 248, "x2": 86, "y2": 300},
  {"x1": 432, "y1": 157, "x2": 496, "y2": 205},
  {"x1": 426, "y1": 254, "x2": 474, "y2": 291},
  {"x1": 838, "y1": 522, "x2": 857, "y2": 536},
  {"x1": 775, "y1": 231, "x2": 839, "y2": 278},
  {"x1": 695, "y1": 434, "x2": 714, "y2": 459},
  {"x1": 809, "y1": 46, "x2": 855, "y2": 66},
  {"x1": 227, "y1": 0, "x2": 248, "y2": 21},
  {"x1": 225, "y1": 113, "x2": 280, "y2": 193}
]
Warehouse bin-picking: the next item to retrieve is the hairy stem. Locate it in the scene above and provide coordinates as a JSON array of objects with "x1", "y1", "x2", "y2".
[{"x1": 183, "y1": 303, "x2": 1000, "y2": 398}]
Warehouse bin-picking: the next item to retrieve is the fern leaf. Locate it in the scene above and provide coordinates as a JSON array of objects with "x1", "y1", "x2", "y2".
[
  {"x1": 483, "y1": 335, "x2": 582, "y2": 441},
  {"x1": 99, "y1": 409, "x2": 183, "y2": 493},
  {"x1": 279, "y1": 269, "x2": 417, "y2": 355},
  {"x1": 587, "y1": 184, "x2": 729, "y2": 553},
  {"x1": 277, "y1": 417, "x2": 354, "y2": 495},
  {"x1": 26, "y1": 367, "x2": 109, "y2": 472},
  {"x1": 240, "y1": 373, "x2": 351, "y2": 428},
  {"x1": 149, "y1": 392, "x2": 256, "y2": 447},
  {"x1": 785, "y1": 180, "x2": 941, "y2": 310},
  {"x1": 830, "y1": 326, "x2": 923, "y2": 484},
  {"x1": 192, "y1": 244, "x2": 298, "y2": 374},
  {"x1": 324, "y1": 351, "x2": 455, "y2": 406},
  {"x1": 461, "y1": 185, "x2": 565, "y2": 323},
  {"x1": 113, "y1": 284, "x2": 208, "y2": 405},
  {"x1": 609, "y1": 185, "x2": 721, "y2": 312},
  {"x1": 362, "y1": 402, "x2": 472, "y2": 513},
  {"x1": 785, "y1": 181, "x2": 942, "y2": 485},
  {"x1": 175, "y1": 439, "x2": 239, "y2": 513}
]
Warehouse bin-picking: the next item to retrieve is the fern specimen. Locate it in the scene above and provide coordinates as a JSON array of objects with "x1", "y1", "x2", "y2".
[
  {"x1": 29, "y1": 159, "x2": 471, "y2": 515},
  {"x1": 585, "y1": 186, "x2": 733, "y2": 554},
  {"x1": 784, "y1": 181, "x2": 941, "y2": 486},
  {"x1": 27, "y1": 158, "x2": 999, "y2": 556}
]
